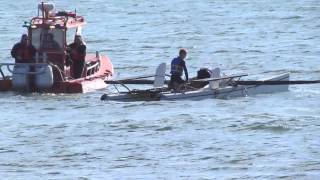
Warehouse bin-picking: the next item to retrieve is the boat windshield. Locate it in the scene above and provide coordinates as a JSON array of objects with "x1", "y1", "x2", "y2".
[
  {"x1": 31, "y1": 28, "x2": 64, "y2": 52},
  {"x1": 66, "y1": 28, "x2": 77, "y2": 45}
]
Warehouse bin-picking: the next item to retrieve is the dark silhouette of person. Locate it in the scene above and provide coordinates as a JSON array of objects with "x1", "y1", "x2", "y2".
[
  {"x1": 41, "y1": 33, "x2": 61, "y2": 51},
  {"x1": 68, "y1": 35, "x2": 86, "y2": 78},
  {"x1": 11, "y1": 34, "x2": 36, "y2": 63}
]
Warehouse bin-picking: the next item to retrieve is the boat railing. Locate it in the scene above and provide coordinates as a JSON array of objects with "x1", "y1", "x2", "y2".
[
  {"x1": 0, "y1": 62, "x2": 66, "y2": 82},
  {"x1": 0, "y1": 63, "x2": 49, "y2": 78},
  {"x1": 85, "y1": 61, "x2": 100, "y2": 76},
  {"x1": 82, "y1": 51, "x2": 101, "y2": 77}
]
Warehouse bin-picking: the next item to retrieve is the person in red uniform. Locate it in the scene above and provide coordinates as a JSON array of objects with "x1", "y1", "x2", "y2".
[
  {"x1": 68, "y1": 35, "x2": 86, "y2": 78},
  {"x1": 11, "y1": 34, "x2": 36, "y2": 63}
]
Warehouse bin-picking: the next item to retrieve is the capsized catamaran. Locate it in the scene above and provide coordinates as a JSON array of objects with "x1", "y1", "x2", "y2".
[
  {"x1": 100, "y1": 63, "x2": 319, "y2": 102},
  {"x1": 0, "y1": 2, "x2": 113, "y2": 93}
]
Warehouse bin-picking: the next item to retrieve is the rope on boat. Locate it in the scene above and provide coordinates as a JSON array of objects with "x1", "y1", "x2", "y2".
[{"x1": 48, "y1": 61, "x2": 66, "y2": 81}]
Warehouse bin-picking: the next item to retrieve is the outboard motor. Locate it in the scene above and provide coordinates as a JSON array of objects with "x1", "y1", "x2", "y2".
[
  {"x1": 12, "y1": 65, "x2": 30, "y2": 91},
  {"x1": 12, "y1": 64, "x2": 54, "y2": 91},
  {"x1": 35, "y1": 65, "x2": 54, "y2": 90}
]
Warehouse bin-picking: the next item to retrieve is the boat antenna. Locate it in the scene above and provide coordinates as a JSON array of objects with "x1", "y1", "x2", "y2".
[{"x1": 41, "y1": 2, "x2": 45, "y2": 19}]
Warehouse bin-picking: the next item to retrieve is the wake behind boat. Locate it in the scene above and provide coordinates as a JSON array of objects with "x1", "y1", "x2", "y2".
[
  {"x1": 101, "y1": 63, "x2": 294, "y2": 102},
  {"x1": 0, "y1": 2, "x2": 113, "y2": 93}
]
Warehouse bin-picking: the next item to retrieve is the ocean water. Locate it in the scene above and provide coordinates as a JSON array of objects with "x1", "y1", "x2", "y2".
[{"x1": 0, "y1": 0, "x2": 319, "y2": 179}]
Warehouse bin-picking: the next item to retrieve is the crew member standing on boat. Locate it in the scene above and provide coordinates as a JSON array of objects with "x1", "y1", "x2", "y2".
[
  {"x1": 11, "y1": 34, "x2": 36, "y2": 63},
  {"x1": 68, "y1": 35, "x2": 86, "y2": 78},
  {"x1": 169, "y1": 48, "x2": 189, "y2": 90},
  {"x1": 41, "y1": 33, "x2": 61, "y2": 51}
]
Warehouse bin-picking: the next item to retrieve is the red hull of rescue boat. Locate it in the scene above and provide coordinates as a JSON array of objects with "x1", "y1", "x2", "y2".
[{"x1": 47, "y1": 54, "x2": 113, "y2": 93}]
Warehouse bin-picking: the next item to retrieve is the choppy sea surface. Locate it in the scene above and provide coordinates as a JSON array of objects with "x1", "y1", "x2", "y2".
[{"x1": 0, "y1": 0, "x2": 319, "y2": 179}]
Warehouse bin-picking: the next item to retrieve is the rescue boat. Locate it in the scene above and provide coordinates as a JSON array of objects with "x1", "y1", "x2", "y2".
[{"x1": 0, "y1": 2, "x2": 113, "y2": 93}]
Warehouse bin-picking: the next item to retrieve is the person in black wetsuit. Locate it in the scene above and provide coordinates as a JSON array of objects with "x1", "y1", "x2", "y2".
[{"x1": 169, "y1": 48, "x2": 188, "y2": 90}]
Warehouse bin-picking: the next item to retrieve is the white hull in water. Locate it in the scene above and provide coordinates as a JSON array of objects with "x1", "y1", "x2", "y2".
[{"x1": 102, "y1": 73, "x2": 290, "y2": 102}]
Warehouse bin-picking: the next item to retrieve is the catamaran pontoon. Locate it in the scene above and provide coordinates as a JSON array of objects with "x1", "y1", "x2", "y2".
[{"x1": 100, "y1": 63, "x2": 315, "y2": 102}]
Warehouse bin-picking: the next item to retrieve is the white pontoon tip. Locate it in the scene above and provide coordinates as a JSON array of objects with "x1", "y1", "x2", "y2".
[{"x1": 153, "y1": 63, "x2": 166, "y2": 88}]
